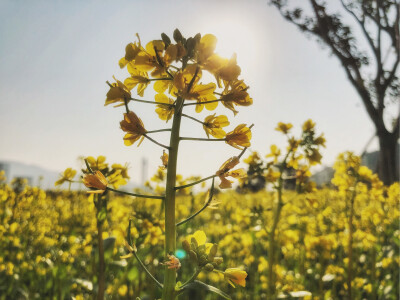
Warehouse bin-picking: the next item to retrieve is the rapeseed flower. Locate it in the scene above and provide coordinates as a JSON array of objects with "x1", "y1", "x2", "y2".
[
  {"x1": 120, "y1": 111, "x2": 147, "y2": 146},
  {"x1": 82, "y1": 171, "x2": 108, "y2": 193},
  {"x1": 55, "y1": 168, "x2": 76, "y2": 186},
  {"x1": 216, "y1": 157, "x2": 246, "y2": 189},
  {"x1": 105, "y1": 76, "x2": 131, "y2": 106},
  {"x1": 223, "y1": 268, "x2": 247, "y2": 287},
  {"x1": 203, "y1": 114, "x2": 229, "y2": 138},
  {"x1": 225, "y1": 124, "x2": 252, "y2": 149},
  {"x1": 155, "y1": 93, "x2": 174, "y2": 122}
]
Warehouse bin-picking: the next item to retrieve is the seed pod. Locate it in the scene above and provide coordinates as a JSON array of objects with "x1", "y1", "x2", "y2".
[
  {"x1": 182, "y1": 240, "x2": 191, "y2": 252},
  {"x1": 204, "y1": 263, "x2": 214, "y2": 272}
]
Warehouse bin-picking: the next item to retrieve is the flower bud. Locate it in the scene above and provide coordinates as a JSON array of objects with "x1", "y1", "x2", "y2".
[
  {"x1": 182, "y1": 240, "x2": 191, "y2": 253},
  {"x1": 189, "y1": 250, "x2": 198, "y2": 263},
  {"x1": 198, "y1": 254, "x2": 208, "y2": 266},
  {"x1": 213, "y1": 257, "x2": 223, "y2": 265},
  {"x1": 173, "y1": 29, "x2": 183, "y2": 43},
  {"x1": 190, "y1": 237, "x2": 198, "y2": 249},
  {"x1": 204, "y1": 263, "x2": 214, "y2": 272},
  {"x1": 208, "y1": 244, "x2": 218, "y2": 261}
]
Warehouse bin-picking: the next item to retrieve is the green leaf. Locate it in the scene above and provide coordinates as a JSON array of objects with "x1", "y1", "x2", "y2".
[{"x1": 181, "y1": 281, "x2": 231, "y2": 300}]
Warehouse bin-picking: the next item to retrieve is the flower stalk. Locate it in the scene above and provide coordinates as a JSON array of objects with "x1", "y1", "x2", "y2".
[{"x1": 162, "y1": 96, "x2": 184, "y2": 300}]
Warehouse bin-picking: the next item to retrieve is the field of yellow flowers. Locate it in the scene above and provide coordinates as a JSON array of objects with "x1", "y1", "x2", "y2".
[
  {"x1": 1, "y1": 30, "x2": 399, "y2": 300},
  {"x1": 0, "y1": 156, "x2": 398, "y2": 299}
]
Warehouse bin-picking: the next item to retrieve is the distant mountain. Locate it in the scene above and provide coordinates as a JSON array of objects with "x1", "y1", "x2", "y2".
[
  {"x1": 0, "y1": 160, "x2": 60, "y2": 190},
  {"x1": 0, "y1": 160, "x2": 141, "y2": 191}
]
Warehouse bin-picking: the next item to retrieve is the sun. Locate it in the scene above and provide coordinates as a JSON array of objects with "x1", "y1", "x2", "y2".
[{"x1": 196, "y1": 14, "x2": 264, "y2": 79}]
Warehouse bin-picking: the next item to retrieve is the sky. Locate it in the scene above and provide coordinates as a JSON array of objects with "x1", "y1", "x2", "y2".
[{"x1": 0, "y1": 0, "x2": 377, "y2": 185}]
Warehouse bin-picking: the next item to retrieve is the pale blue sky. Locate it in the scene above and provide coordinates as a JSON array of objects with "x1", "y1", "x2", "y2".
[{"x1": 0, "y1": 0, "x2": 376, "y2": 183}]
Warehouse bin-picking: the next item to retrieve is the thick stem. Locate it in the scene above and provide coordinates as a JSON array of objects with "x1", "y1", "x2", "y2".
[
  {"x1": 347, "y1": 186, "x2": 357, "y2": 300},
  {"x1": 97, "y1": 210, "x2": 105, "y2": 300},
  {"x1": 162, "y1": 97, "x2": 184, "y2": 300},
  {"x1": 267, "y1": 152, "x2": 290, "y2": 299},
  {"x1": 267, "y1": 178, "x2": 283, "y2": 299}
]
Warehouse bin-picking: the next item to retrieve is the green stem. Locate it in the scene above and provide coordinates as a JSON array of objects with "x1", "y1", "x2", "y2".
[
  {"x1": 162, "y1": 96, "x2": 185, "y2": 300},
  {"x1": 183, "y1": 98, "x2": 224, "y2": 106},
  {"x1": 124, "y1": 98, "x2": 130, "y2": 114},
  {"x1": 175, "y1": 175, "x2": 217, "y2": 190},
  {"x1": 96, "y1": 194, "x2": 106, "y2": 300},
  {"x1": 144, "y1": 134, "x2": 170, "y2": 149},
  {"x1": 267, "y1": 151, "x2": 291, "y2": 299},
  {"x1": 129, "y1": 97, "x2": 175, "y2": 107},
  {"x1": 107, "y1": 187, "x2": 164, "y2": 200},
  {"x1": 347, "y1": 183, "x2": 357, "y2": 300},
  {"x1": 146, "y1": 129, "x2": 172, "y2": 134},
  {"x1": 176, "y1": 178, "x2": 215, "y2": 226},
  {"x1": 180, "y1": 137, "x2": 225, "y2": 142},
  {"x1": 182, "y1": 113, "x2": 205, "y2": 125},
  {"x1": 132, "y1": 251, "x2": 163, "y2": 289},
  {"x1": 181, "y1": 268, "x2": 202, "y2": 288}
]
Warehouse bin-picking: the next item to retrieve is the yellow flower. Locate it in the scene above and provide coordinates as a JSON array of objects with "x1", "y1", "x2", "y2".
[
  {"x1": 124, "y1": 66, "x2": 150, "y2": 97},
  {"x1": 203, "y1": 114, "x2": 230, "y2": 138},
  {"x1": 82, "y1": 171, "x2": 108, "y2": 193},
  {"x1": 225, "y1": 124, "x2": 252, "y2": 149},
  {"x1": 184, "y1": 230, "x2": 213, "y2": 252},
  {"x1": 105, "y1": 76, "x2": 131, "y2": 106},
  {"x1": 160, "y1": 150, "x2": 168, "y2": 170},
  {"x1": 120, "y1": 111, "x2": 147, "y2": 146},
  {"x1": 216, "y1": 157, "x2": 246, "y2": 189},
  {"x1": 306, "y1": 148, "x2": 322, "y2": 165},
  {"x1": 214, "y1": 54, "x2": 241, "y2": 86},
  {"x1": 264, "y1": 168, "x2": 280, "y2": 182},
  {"x1": 266, "y1": 145, "x2": 281, "y2": 163},
  {"x1": 173, "y1": 65, "x2": 217, "y2": 112},
  {"x1": 287, "y1": 137, "x2": 300, "y2": 151},
  {"x1": 118, "y1": 34, "x2": 144, "y2": 68},
  {"x1": 155, "y1": 93, "x2": 174, "y2": 122},
  {"x1": 224, "y1": 268, "x2": 247, "y2": 287},
  {"x1": 111, "y1": 163, "x2": 130, "y2": 179},
  {"x1": 55, "y1": 168, "x2": 76, "y2": 186},
  {"x1": 314, "y1": 133, "x2": 326, "y2": 147},
  {"x1": 134, "y1": 40, "x2": 167, "y2": 77},
  {"x1": 134, "y1": 40, "x2": 183, "y2": 78},
  {"x1": 196, "y1": 34, "x2": 217, "y2": 64},
  {"x1": 275, "y1": 122, "x2": 293, "y2": 134},
  {"x1": 118, "y1": 285, "x2": 128, "y2": 297},
  {"x1": 203, "y1": 54, "x2": 241, "y2": 87},
  {"x1": 86, "y1": 156, "x2": 108, "y2": 171},
  {"x1": 107, "y1": 171, "x2": 127, "y2": 189},
  {"x1": 302, "y1": 119, "x2": 316, "y2": 132},
  {"x1": 221, "y1": 80, "x2": 253, "y2": 115}
]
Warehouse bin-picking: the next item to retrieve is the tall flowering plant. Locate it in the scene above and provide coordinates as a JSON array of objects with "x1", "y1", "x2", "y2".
[{"x1": 82, "y1": 29, "x2": 253, "y2": 299}]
